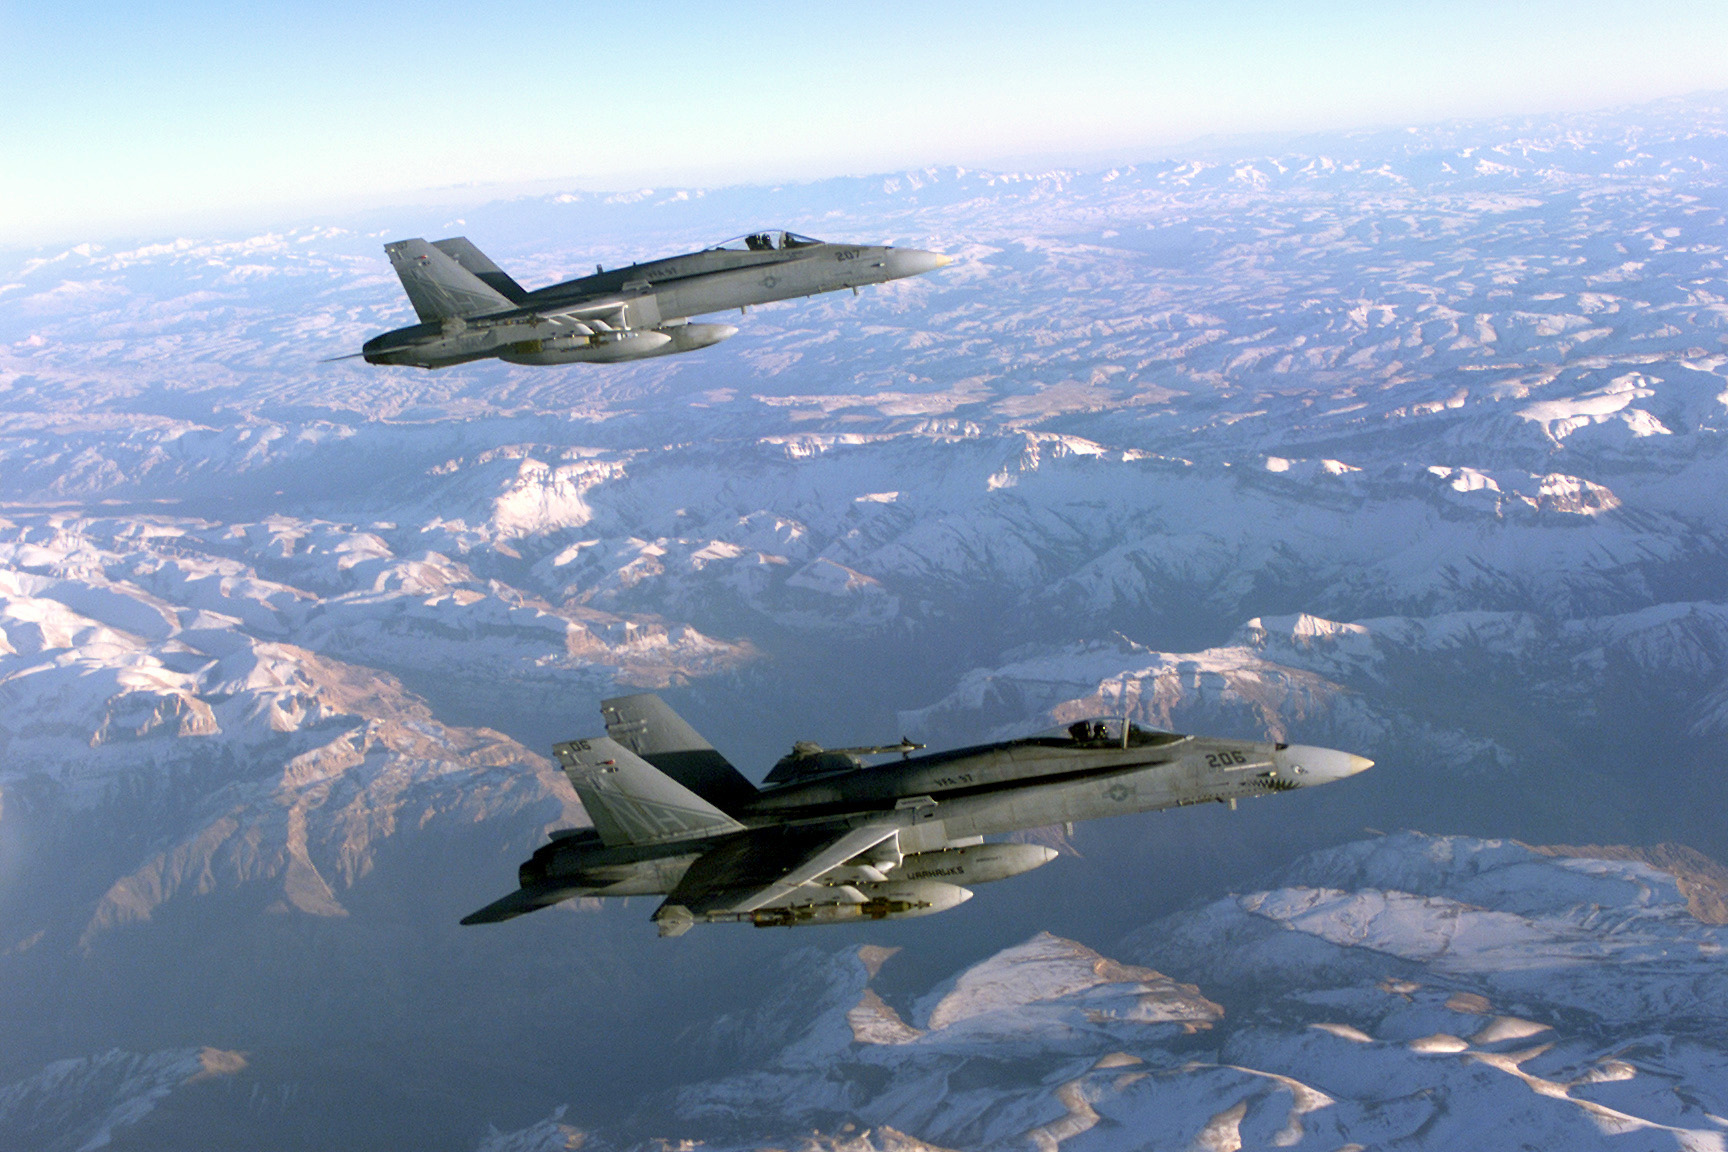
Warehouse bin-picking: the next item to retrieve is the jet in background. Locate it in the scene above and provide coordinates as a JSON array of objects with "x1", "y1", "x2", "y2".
[
  {"x1": 463, "y1": 694, "x2": 1372, "y2": 936},
  {"x1": 356, "y1": 231, "x2": 952, "y2": 368}
]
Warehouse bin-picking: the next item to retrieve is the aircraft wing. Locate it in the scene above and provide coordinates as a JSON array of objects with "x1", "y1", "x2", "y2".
[
  {"x1": 521, "y1": 296, "x2": 631, "y2": 325},
  {"x1": 495, "y1": 280, "x2": 667, "y2": 327},
  {"x1": 661, "y1": 823, "x2": 900, "y2": 918},
  {"x1": 446, "y1": 294, "x2": 633, "y2": 334}
]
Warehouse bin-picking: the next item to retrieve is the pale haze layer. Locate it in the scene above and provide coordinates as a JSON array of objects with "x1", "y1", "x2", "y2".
[{"x1": 4, "y1": 0, "x2": 1728, "y2": 244}]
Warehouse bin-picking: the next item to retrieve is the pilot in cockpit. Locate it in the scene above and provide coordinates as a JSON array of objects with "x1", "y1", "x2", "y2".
[
  {"x1": 1067, "y1": 720, "x2": 1109, "y2": 745},
  {"x1": 745, "y1": 233, "x2": 775, "y2": 251}
]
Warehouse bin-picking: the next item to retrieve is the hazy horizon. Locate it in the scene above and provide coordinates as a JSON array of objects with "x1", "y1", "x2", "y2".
[
  {"x1": 6, "y1": 86, "x2": 1726, "y2": 254},
  {"x1": 6, "y1": 0, "x2": 1728, "y2": 246}
]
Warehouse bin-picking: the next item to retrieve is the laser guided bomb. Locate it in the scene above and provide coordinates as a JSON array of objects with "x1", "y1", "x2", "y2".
[
  {"x1": 463, "y1": 694, "x2": 1372, "y2": 936},
  {"x1": 338, "y1": 230, "x2": 952, "y2": 369}
]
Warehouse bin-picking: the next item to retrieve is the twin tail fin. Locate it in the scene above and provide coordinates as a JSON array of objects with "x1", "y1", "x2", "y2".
[
  {"x1": 601, "y1": 693, "x2": 760, "y2": 811},
  {"x1": 384, "y1": 237, "x2": 521, "y2": 322},
  {"x1": 430, "y1": 237, "x2": 528, "y2": 303},
  {"x1": 553, "y1": 736, "x2": 745, "y2": 848}
]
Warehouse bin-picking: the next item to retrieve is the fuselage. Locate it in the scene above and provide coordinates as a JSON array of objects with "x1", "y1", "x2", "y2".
[
  {"x1": 520, "y1": 721, "x2": 1370, "y2": 904},
  {"x1": 522, "y1": 238, "x2": 946, "y2": 320},
  {"x1": 361, "y1": 232, "x2": 950, "y2": 369}
]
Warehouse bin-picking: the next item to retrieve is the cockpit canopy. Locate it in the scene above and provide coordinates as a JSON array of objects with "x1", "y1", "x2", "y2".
[
  {"x1": 1019, "y1": 718, "x2": 1187, "y2": 750},
  {"x1": 711, "y1": 231, "x2": 823, "y2": 252}
]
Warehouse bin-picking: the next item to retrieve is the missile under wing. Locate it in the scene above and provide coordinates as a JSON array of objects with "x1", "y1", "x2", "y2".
[
  {"x1": 351, "y1": 230, "x2": 952, "y2": 369},
  {"x1": 462, "y1": 694, "x2": 1371, "y2": 937}
]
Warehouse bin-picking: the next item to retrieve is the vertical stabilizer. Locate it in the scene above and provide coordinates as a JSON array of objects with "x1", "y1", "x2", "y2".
[
  {"x1": 384, "y1": 238, "x2": 513, "y2": 322},
  {"x1": 553, "y1": 737, "x2": 746, "y2": 848},
  {"x1": 430, "y1": 237, "x2": 529, "y2": 303},
  {"x1": 601, "y1": 694, "x2": 759, "y2": 811}
]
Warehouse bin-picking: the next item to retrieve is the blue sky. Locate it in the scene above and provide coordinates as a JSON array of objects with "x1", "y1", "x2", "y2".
[{"x1": 3, "y1": 0, "x2": 1727, "y2": 244}]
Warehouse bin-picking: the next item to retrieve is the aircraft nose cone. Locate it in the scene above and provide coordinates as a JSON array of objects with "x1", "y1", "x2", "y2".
[
  {"x1": 1275, "y1": 744, "x2": 1373, "y2": 784},
  {"x1": 886, "y1": 248, "x2": 953, "y2": 278}
]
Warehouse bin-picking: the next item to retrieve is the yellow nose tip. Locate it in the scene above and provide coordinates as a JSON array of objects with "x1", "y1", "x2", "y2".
[{"x1": 935, "y1": 254, "x2": 954, "y2": 267}]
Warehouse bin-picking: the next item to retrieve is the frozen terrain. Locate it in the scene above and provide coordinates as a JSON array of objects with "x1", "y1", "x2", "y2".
[
  {"x1": 1, "y1": 94, "x2": 1726, "y2": 1147},
  {"x1": 469, "y1": 834, "x2": 1728, "y2": 1151}
]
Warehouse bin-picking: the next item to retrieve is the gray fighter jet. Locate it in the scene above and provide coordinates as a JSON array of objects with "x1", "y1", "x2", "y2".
[
  {"x1": 463, "y1": 694, "x2": 1371, "y2": 936},
  {"x1": 356, "y1": 230, "x2": 951, "y2": 368}
]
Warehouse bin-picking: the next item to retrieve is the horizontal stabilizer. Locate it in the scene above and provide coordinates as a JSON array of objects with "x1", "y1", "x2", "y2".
[{"x1": 460, "y1": 885, "x2": 569, "y2": 925}]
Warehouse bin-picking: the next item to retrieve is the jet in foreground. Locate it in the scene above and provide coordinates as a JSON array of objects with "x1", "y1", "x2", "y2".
[
  {"x1": 357, "y1": 231, "x2": 951, "y2": 368},
  {"x1": 463, "y1": 695, "x2": 1372, "y2": 936}
]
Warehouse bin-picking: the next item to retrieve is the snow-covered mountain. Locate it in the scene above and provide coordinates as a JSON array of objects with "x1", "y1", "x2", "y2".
[
  {"x1": 12, "y1": 835, "x2": 1722, "y2": 1151},
  {"x1": 1, "y1": 94, "x2": 1726, "y2": 1148},
  {"x1": 466, "y1": 834, "x2": 1728, "y2": 1151}
]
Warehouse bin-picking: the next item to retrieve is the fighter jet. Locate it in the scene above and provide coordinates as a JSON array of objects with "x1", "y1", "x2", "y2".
[
  {"x1": 355, "y1": 230, "x2": 951, "y2": 368},
  {"x1": 463, "y1": 694, "x2": 1372, "y2": 936}
]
